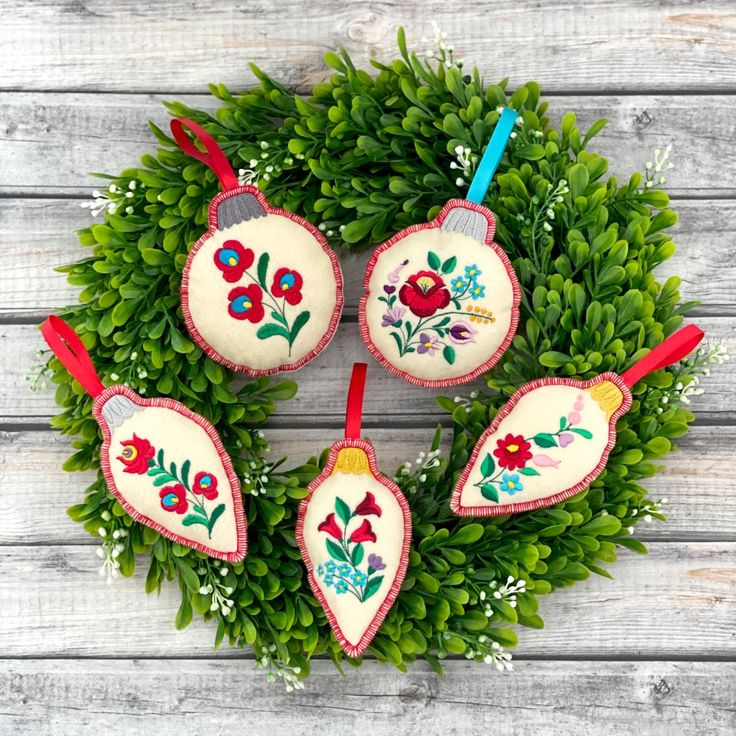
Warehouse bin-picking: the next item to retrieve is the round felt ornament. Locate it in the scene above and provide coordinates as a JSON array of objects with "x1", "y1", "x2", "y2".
[
  {"x1": 296, "y1": 363, "x2": 411, "y2": 657},
  {"x1": 41, "y1": 316, "x2": 247, "y2": 561},
  {"x1": 451, "y1": 325, "x2": 705, "y2": 517},
  {"x1": 172, "y1": 118, "x2": 344, "y2": 375},
  {"x1": 359, "y1": 108, "x2": 521, "y2": 387}
]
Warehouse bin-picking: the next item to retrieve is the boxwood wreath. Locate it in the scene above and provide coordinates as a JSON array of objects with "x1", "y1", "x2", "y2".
[{"x1": 40, "y1": 29, "x2": 721, "y2": 689}]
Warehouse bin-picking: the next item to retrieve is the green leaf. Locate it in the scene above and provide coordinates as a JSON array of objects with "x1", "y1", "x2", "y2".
[
  {"x1": 175, "y1": 594, "x2": 192, "y2": 630},
  {"x1": 533, "y1": 433, "x2": 558, "y2": 448},
  {"x1": 256, "y1": 323, "x2": 290, "y2": 341},
  {"x1": 207, "y1": 503, "x2": 226, "y2": 533},
  {"x1": 442, "y1": 345, "x2": 455, "y2": 365},
  {"x1": 480, "y1": 484, "x2": 499, "y2": 503},
  {"x1": 289, "y1": 311, "x2": 310, "y2": 344},
  {"x1": 441, "y1": 256, "x2": 457, "y2": 274},
  {"x1": 449, "y1": 523, "x2": 484, "y2": 545},
  {"x1": 270, "y1": 310, "x2": 288, "y2": 326},
  {"x1": 335, "y1": 496, "x2": 351, "y2": 525},
  {"x1": 182, "y1": 514, "x2": 209, "y2": 529},
  {"x1": 518, "y1": 467, "x2": 541, "y2": 476},
  {"x1": 257, "y1": 252, "x2": 270, "y2": 287},
  {"x1": 180, "y1": 460, "x2": 191, "y2": 490},
  {"x1": 176, "y1": 560, "x2": 200, "y2": 593},
  {"x1": 427, "y1": 251, "x2": 441, "y2": 270},
  {"x1": 571, "y1": 427, "x2": 593, "y2": 439},
  {"x1": 581, "y1": 515, "x2": 622, "y2": 536},
  {"x1": 351, "y1": 543, "x2": 364, "y2": 567},
  {"x1": 480, "y1": 453, "x2": 495, "y2": 477},
  {"x1": 326, "y1": 539, "x2": 347, "y2": 562},
  {"x1": 363, "y1": 575, "x2": 384, "y2": 601}
]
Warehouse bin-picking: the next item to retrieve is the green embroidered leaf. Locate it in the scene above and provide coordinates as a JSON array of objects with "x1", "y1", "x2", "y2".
[
  {"x1": 427, "y1": 251, "x2": 441, "y2": 270},
  {"x1": 480, "y1": 484, "x2": 499, "y2": 503},
  {"x1": 351, "y1": 543, "x2": 364, "y2": 567},
  {"x1": 404, "y1": 319, "x2": 413, "y2": 336},
  {"x1": 442, "y1": 345, "x2": 456, "y2": 365},
  {"x1": 326, "y1": 539, "x2": 348, "y2": 562},
  {"x1": 434, "y1": 316, "x2": 451, "y2": 327},
  {"x1": 191, "y1": 504, "x2": 208, "y2": 518},
  {"x1": 153, "y1": 474, "x2": 178, "y2": 487},
  {"x1": 182, "y1": 514, "x2": 209, "y2": 528},
  {"x1": 256, "y1": 323, "x2": 290, "y2": 341},
  {"x1": 571, "y1": 427, "x2": 593, "y2": 439},
  {"x1": 169, "y1": 461, "x2": 178, "y2": 480},
  {"x1": 533, "y1": 433, "x2": 558, "y2": 448},
  {"x1": 257, "y1": 252, "x2": 270, "y2": 287},
  {"x1": 389, "y1": 331, "x2": 403, "y2": 354},
  {"x1": 180, "y1": 459, "x2": 191, "y2": 490},
  {"x1": 519, "y1": 467, "x2": 541, "y2": 476},
  {"x1": 157, "y1": 448, "x2": 165, "y2": 468},
  {"x1": 335, "y1": 496, "x2": 351, "y2": 525},
  {"x1": 480, "y1": 452, "x2": 495, "y2": 478},
  {"x1": 270, "y1": 310, "x2": 288, "y2": 326},
  {"x1": 441, "y1": 256, "x2": 457, "y2": 274},
  {"x1": 559, "y1": 416, "x2": 568, "y2": 431},
  {"x1": 147, "y1": 466, "x2": 166, "y2": 476},
  {"x1": 207, "y1": 503, "x2": 226, "y2": 533},
  {"x1": 363, "y1": 575, "x2": 384, "y2": 602},
  {"x1": 289, "y1": 311, "x2": 311, "y2": 344}
]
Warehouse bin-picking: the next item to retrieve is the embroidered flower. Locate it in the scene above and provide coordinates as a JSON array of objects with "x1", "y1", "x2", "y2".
[
  {"x1": 317, "y1": 513, "x2": 343, "y2": 540},
  {"x1": 559, "y1": 432, "x2": 575, "y2": 448},
  {"x1": 355, "y1": 492, "x2": 382, "y2": 517},
  {"x1": 450, "y1": 276, "x2": 468, "y2": 293},
  {"x1": 159, "y1": 484, "x2": 189, "y2": 514},
  {"x1": 500, "y1": 474, "x2": 523, "y2": 495},
  {"x1": 351, "y1": 570, "x2": 368, "y2": 586},
  {"x1": 448, "y1": 321, "x2": 476, "y2": 344},
  {"x1": 117, "y1": 434, "x2": 155, "y2": 474},
  {"x1": 387, "y1": 259, "x2": 409, "y2": 284},
  {"x1": 214, "y1": 239, "x2": 254, "y2": 282},
  {"x1": 317, "y1": 564, "x2": 325, "y2": 576},
  {"x1": 338, "y1": 563, "x2": 351, "y2": 577},
  {"x1": 350, "y1": 519, "x2": 377, "y2": 544},
  {"x1": 271, "y1": 267, "x2": 304, "y2": 305},
  {"x1": 567, "y1": 411, "x2": 582, "y2": 426},
  {"x1": 531, "y1": 454, "x2": 561, "y2": 468},
  {"x1": 367, "y1": 553, "x2": 386, "y2": 571},
  {"x1": 324, "y1": 560, "x2": 337, "y2": 573},
  {"x1": 469, "y1": 282, "x2": 486, "y2": 300},
  {"x1": 494, "y1": 433, "x2": 533, "y2": 471},
  {"x1": 383, "y1": 284, "x2": 396, "y2": 295},
  {"x1": 399, "y1": 270, "x2": 451, "y2": 317},
  {"x1": 381, "y1": 306, "x2": 405, "y2": 327},
  {"x1": 228, "y1": 284, "x2": 265, "y2": 323},
  {"x1": 465, "y1": 264, "x2": 482, "y2": 280},
  {"x1": 417, "y1": 332, "x2": 441, "y2": 356},
  {"x1": 193, "y1": 471, "x2": 218, "y2": 500},
  {"x1": 335, "y1": 580, "x2": 349, "y2": 594},
  {"x1": 323, "y1": 573, "x2": 335, "y2": 587}
]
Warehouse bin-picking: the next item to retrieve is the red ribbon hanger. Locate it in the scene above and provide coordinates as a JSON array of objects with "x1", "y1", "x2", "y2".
[{"x1": 344, "y1": 363, "x2": 367, "y2": 440}]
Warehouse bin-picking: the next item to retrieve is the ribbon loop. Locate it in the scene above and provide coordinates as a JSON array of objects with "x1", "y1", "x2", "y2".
[
  {"x1": 621, "y1": 324, "x2": 705, "y2": 387},
  {"x1": 344, "y1": 363, "x2": 368, "y2": 440},
  {"x1": 170, "y1": 117, "x2": 239, "y2": 191},
  {"x1": 40, "y1": 316, "x2": 105, "y2": 398},
  {"x1": 466, "y1": 107, "x2": 519, "y2": 205}
]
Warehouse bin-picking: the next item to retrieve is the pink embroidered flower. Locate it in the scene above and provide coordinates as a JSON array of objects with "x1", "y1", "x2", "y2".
[
  {"x1": 387, "y1": 259, "x2": 409, "y2": 284},
  {"x1": 381, "y1": 306, "x2": 405, "y2": 327},
  {"x1": 271, "y1": 268, "x2": 304, "y2": 305},
  {"x1": 531, "y1": 454, "x2": 561, "y2": 468},
  {"x1": 350, "y1": 519, "x2": 377, "y2": 544},
  {"x1": 193, "y1": 471, "x2": 218, "y2": 500},
  {"x1": 317, "y1": 512, "x2": 343, "y2": 540},
  {"x1": 159, "y1": 484, "x2": 188, "y2": 514},
  {"x1": 214, "y1": 239, "x2": 254, "y2": 282},
  {"x1": 567, "y1": 411, "x2": 582, "y2": 426},
  {"x1": 448, "y1": 320, "x2": 477, "y2": 344},
  {"x1": 228, "y1": 284, "x2": 265, "y2": 323},
  {"x1": 559, "y1": 432, "x2": 575, "y2": 448},
  {"x1": 355, "y1": 492, "x2": 382, "y2": 517},
  {"x1": 117, "y1": 434, "x2": 155, "y2": 474}
]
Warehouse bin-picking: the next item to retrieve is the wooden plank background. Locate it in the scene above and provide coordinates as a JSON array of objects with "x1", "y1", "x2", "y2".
[{"x1": 0, "y1": 2, "x2": 734, "y2": 734}]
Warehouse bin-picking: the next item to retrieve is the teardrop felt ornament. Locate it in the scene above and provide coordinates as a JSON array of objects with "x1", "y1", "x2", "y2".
[
  {"x1": 451, "y1": 325, "x2": 705, "y2": 516},
  {"x1": 296, "y1": 364, "x2": 411, "y2": 657},
  {"x1": 172, "y1": 118, "x2": 344, "y2": 375},
  {"x1": 359, "y1": 108, "x2": 521, "y2": 387},
  {"x1": 41, "y1": 316, "x2": 247, "y2": 561}
]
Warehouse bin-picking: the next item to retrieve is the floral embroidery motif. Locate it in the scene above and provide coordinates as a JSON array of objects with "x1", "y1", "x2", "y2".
[
  {"x1": 474, "y1": 394, "x2": 593, "y2": 503},
  {"x1": 379, "y1": 251, "x2": 495, "y2": 365},
  {"x1": 216, "y1": 241, "x2": 310, "y2": 356},
  {"x1": 315, "y1": 492, "x2": 386, "y2": 602},
  {"x1": 117, "y1": 436, "x2": 226, "y2": 537}
]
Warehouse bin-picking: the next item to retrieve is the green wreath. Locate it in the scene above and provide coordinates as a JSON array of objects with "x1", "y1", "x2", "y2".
[{"x1": 39, "y1": 29, "x2": 721, "y2": 689}]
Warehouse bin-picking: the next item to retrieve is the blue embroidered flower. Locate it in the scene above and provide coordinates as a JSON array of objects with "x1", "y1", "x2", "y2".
[
  {"x1": 335, "y1": 580, "x2": 348, "y2": 594},
  {"x1": 338, "y1": 563, "x2": 351, "y2": 577},
  {"x1": 323, "y1": 573, "x2": 334, "y2": 587},
  {"x1": 316, "y1": 564, "x2": 324, "y2": 576},
  {"x1": 450, "y1": 276, "x2": 467, "y2": 293},
  {"x1": 465, "y1": 264, "x2": 482, "y2": 280},
  {"x1": 500, "y1": 473, "x2": 523, "y2": 496},
  {"x1": 469, "y1": 282, "x2": 486, "y2": 300},
  {"x1": 324, "y1": 560, "x2": 337, "y2": 573},
  {"x1": 351, "y1": 570, "x2": 367, "y2": 587}
]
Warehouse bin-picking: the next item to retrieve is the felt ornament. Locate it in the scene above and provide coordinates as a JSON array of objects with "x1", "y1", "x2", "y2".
[
  {"x1": 296, "y1": 363, "x2": 411, "y2": 657},
  {"x1": 359, "y1": 108, "x2": 521, "y2": 387},
  {"x1": 451, "y1": 325, "x2": 704, "y2": 516},
  {"x1": 41, "y1": 316, "x2": 247, "y2": 561},
  {"x1": 171, "y1": 118, "x2": 344, "y2": 375}
]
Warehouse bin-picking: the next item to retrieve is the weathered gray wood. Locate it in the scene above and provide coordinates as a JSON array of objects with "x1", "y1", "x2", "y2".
[
  {"x1": 2, "y1": 426, "x2": 735, "y2": 545},
  {"x1": 1, "y1": 92, "x2": 735, "y2": 196},
  {"x1": 6, "y1": 317, "x2": 734, "y2": 424},
  {"x1": 0, "y1": 659, "x2": 733, "y2": 735},
  {"x1": 1, "y1": 2, "x2": 735, "y2": 94},
  {"x1": 1, "y1": 197, "x2": 734, "y2": 319},
  {"x1": 0, "y1": 543, "x2": 732, "y2": 658}
]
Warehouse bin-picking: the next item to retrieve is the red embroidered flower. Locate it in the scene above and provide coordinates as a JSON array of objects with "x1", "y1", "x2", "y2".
[
  {"x1": 271, "y1": 267, "x2": 304, "y2": 305},
  {"x1": 317, "y1": 512, "x2": 342, "y2": 540},
  {"x1": 399, "y1": 270, "x2": 451, "y2": 318},
  {"x1": 214, "y1": 239, "x2": 254, "y2": 282},
  {"x1": 117, "y1": 434, "x2": 155, "y2": 474},
  {"x1": 159, "y1": 484, "x2": 189, "y2": 514},
  {"x1": 355, "y1": 491, "x2": 382, "y2": 517},
  {"x1": 350, "y1": 519, "x2": 377, "y2": 544},
  {"x1": 228, "y1": 284, "x2": 265, "y2": 323},
  {"x1": 493, "y1": 433, "x2": 533, "y2": 471},
  {"x1": 193, "y1": 471, "x2": 218, "y2": 500}
]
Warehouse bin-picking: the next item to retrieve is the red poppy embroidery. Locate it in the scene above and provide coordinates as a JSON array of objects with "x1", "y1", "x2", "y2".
[
  {"x1": 317, "y1": 512, "x2": 343, "y2": 540},
  {"x1": 355, "y1": 491, "x2": 382, "y2": 517},
  {"x1": 398, "y1": 270, "x2": 451, "y2": 318},
  {"x1": 214, "y1": 239, "x2": 254, "y2": 282},
  {"x1": 228, "y1": 284, "x2": 265, "y2": 323},
  {"x1": 159, "y1": 484, "x2": 189, "y2": 514},
  {"x1": 271, "y1": 267, "x2": 304, "y2": 305},
  {"x1": 493, "y1": 433, "x2": 533, "y2": 471},
  {"x1": 350, "y1": 519, "x2": 377, "y2": 544},
  {"x1": 193, "y1": 471, "x2": 218, "y2": 500},
  {"x1": 117, "y1": 434, "x2": 155, "y2": 474}
]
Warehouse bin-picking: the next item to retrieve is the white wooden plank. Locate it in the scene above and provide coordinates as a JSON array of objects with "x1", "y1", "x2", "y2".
[
  {"x1": 1, "y1": 197, "x2": 734, "y2": 319},
  {"x1": 2, "y1": 425, "x2": 734, "y2": 545},
  {"x1": 6, "y1": 317, "x2": 735, "y2": 424},
  {"x1": 1, "y1": 2, "x2": 735, "y2": 93},
  {"x1": 0, "y1": 543, "x2": 731, "y2": 658},
  {"x1": 0, "y1": 659, "x2": 733, "y2": 736},
  {"x1": 1, "y1": 93, "x2": 735, "y2": 196}
]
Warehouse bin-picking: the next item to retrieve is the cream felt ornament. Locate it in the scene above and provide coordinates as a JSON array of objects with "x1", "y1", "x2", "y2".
[
  {"x1": 41, "y1": 316, "x2": 247, "y2": 561},
  {"x1": 451, "y1": 325, "x2": 704, "y2": 517},
  {"x1": 171, "y1": 118, "x2": 343, "y2": 375},
  {"x1": 296, "y1": 363, "x2": 411, "y2": 657},
  {"x1": 359, "y1": 108, "x2": 521, "y2": 387}
]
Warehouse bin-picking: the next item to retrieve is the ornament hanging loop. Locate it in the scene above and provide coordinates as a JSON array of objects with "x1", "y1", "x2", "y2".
[
  {"x1": 170, "y1": 117, "x2": 239, "y2": 192},
  {"x1": 344, "y1": 363, "x2": 367, "y2": 440},
  {"x1": 40, "y1": 315, "x2": 105, "y2": 398}
]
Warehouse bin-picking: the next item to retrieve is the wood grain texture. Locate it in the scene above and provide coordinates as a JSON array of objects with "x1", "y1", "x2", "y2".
[
  {"x1": 1, "y1": 92, "x2": 736, "y2": 196},
  {"x1": 1, "y1": 1, "x2": 735, "y2": 94},
  {"x1": 0, "y1": 659, "x2": 734, "y2": 736}
]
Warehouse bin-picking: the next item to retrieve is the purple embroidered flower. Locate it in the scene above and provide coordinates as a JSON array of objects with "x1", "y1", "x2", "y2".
[
  {"x1": 387, "y1": 259, "x2": 409, "y2": 284},
  {"x1": 381, "y1": 306, "x2": 405, "y2": 327},
  {"x1": 416, "y1": 332, "x2": 441, "y2": 355},
  {"x1": 448, "y1": 320, "x2": 476, "y2": 344},
  {"x1": 367, "y1": 554, "x2": 386, "y2": 571},
  {"x1": 384, "y1": 284, "x2": 396, "y2": 295},
  {"x1": 559, "y1": 432, "x2": 575, "y2": 447}
]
